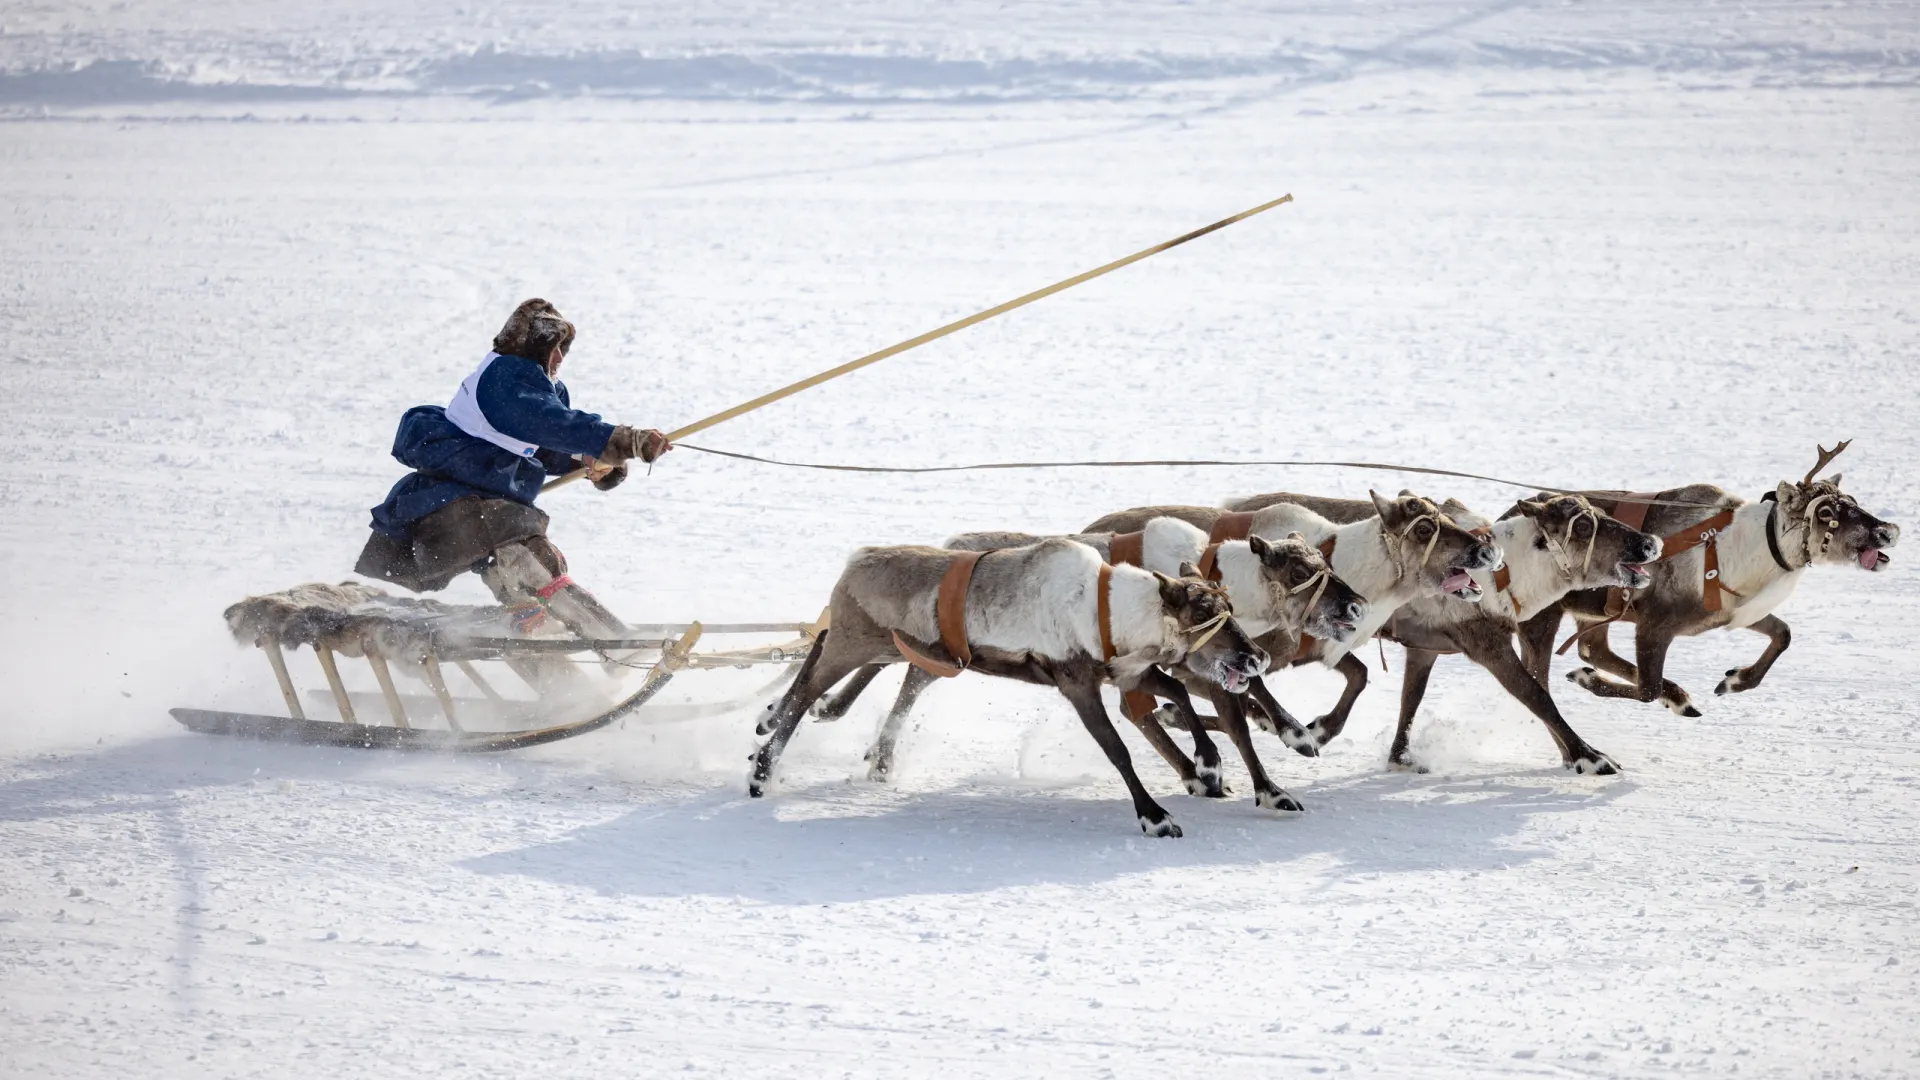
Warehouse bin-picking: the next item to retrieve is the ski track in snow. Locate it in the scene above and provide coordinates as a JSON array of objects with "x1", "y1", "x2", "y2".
[{"x1": 2, "y1": 2, "x2": 1919, "y2": 1077}]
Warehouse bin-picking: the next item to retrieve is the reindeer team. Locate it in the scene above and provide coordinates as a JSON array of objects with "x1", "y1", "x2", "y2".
[{"x1": 750, "y1": 444, "x2": 1900, "y2": 836}]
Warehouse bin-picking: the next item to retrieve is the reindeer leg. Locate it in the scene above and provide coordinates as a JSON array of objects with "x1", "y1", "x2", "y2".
[
  {"x1": 1572, "y1": 623, "x2": 1699, "y2": 716},
  {"x1": 809, "y1": 663, "x2": 884, "y2": 722},
  {"x1": 1387, "y1": 647, "x2": 1440, "y2": 773},
  {"x1": 1303, "y1": 652, "x2": 1370, "y2": 754},
  {"x1": 864, "y1": 664, "x2": 936, "y2": 783},
  {"x1": 1461, "y1": 631, "x2": 1617, "y2": 775},
  {"x1": 1516, "y1": 604, "x2": 1562, "y2": 688},
  {"x1": 1716, "y1": 615, "x2": 1790, "y2": 696},
  {"x1": 1113, "y1": 686, "x2": 1208, "y2": 797},
  {"x1": 1207, "y1": 685, "x2": 1302, "y2": 812},
  {"x1": 749, "y1": 635, "x2": 866, "y2": 797},
  {"x1": 1568, "y1": 623, "x2": 1697, "y2": 716},
  {"x1": 1246, "y1": 676, "x2": 1317, "y2": 756},
  {"x1": 1056, "y1": 665, "x2": 1180, "y2": 838},
  {"x1": 1132, "y1": 668, "x2": 1227, "y2": 798}
]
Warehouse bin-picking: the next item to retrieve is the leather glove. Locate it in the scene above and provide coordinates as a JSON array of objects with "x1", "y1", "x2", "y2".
[
  {"x1": 602, "y1": 426, "x2": 672, "y2": 466},
  {"x1": 590, "y1": 460, "x2": 628, "y2": 491}
]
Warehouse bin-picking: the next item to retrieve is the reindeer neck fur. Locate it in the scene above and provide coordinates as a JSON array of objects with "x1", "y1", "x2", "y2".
[
  {"x1": 1483, "y1": 516, "x2": 1570, "y2": 622},
  {"x1": 1138, "y1": 517, "x2": 1208, "y2": 565},
  {"x1": 1250, "y1": 506, "x2": 1414, "y2": 664},
  {"x1": 1210, "y1": 542, "x2": 1288, "y2": 639},
  {"x1": 1687, "y1": 498, "x2": 1805, "y2": 630}
]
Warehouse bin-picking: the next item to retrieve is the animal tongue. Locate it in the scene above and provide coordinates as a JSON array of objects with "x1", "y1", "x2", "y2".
[
  {"x1": 1860, "y1": 548, "x2": 1883, "y2": 569},
  {"x1": 1441, "y1": 569, "x2": 1474, "y2": 593}
]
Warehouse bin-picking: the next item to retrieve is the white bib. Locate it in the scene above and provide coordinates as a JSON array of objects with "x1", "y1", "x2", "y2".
[{"x1": 446, "y1": 352, "x2": 542, "y2": 459}]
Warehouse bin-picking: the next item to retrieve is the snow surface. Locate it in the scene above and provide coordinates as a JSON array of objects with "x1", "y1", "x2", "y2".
[{"x1": 3, "y1": 1, "x2": 1919, "y2": 1076}]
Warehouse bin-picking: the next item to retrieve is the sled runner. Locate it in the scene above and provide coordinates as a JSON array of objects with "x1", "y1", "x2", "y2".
[{"x1": 172, "y1": 582, "x2": 826, "y2": 752}]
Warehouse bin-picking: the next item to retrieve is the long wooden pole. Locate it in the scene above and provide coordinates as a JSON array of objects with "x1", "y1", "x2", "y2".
[{"x1": 546, "y1": 193, "x2": 1292, "y2": 492}]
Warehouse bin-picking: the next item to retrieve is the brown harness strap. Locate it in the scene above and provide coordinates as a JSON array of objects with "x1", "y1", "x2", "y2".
[
  {"x1": 1609, "y1": 494, "x2": 1654, "y2": 533},
  {"x1": 1195, "y1": 541, "x2": 1224, "y2": 582},
  {"x1": 891, "y1": 630, "x2": 963, "y2": 678},
  {"x1": 1656, "y1": 507, "x2": 1739, "y2": 612},
  {"x1": 899, "y1": 550, "x2": 986, "y2": 678},
  {"x1": 1557, "y1": 503, "x2": 1741, "y2": 654},
  {"x1": 1209, "y1": 511, "x2": 1256, "y2": 544},
  {"x1": 1120, "y1": 690, "x2": 1158, "y2": 722},
  {"x1": 1097, "y1": 564, "x2": 1117, "y2": 662},
  {"x1": 1109, "y1": 531, "x2": 1144, "y2": 568},
  {"x1": 938, "y1": 550, "x2": 984, "y2": 666}
]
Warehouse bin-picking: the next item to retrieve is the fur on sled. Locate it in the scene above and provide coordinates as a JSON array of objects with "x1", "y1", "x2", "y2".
[{"x1": 223, "y1": 582, "x2": 506, "y2": 658}]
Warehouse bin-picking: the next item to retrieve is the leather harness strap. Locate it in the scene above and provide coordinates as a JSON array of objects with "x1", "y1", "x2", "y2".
[
  {"x1": 1109, "y1": 531, "x2": 1144, "y2": 568},
  {"x1": 938, "y1": 550, "x2": 984, "y2": 665},
  {"x1": 1195, "y1": 542, "x2": 1225, "y2": 582},
  {"x1": 1209, "y1": 511, "x2": 1256, "y2": 544},
  {"x1": 1558, "y1": 497, "x2": 1741, "y2": 654},
  {"x1": 894, "y1": 550, "x2": 986, "y2": 679}
]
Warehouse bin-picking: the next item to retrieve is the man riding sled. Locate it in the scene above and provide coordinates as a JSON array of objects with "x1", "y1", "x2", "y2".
[{"x1": 356, "y1": 298, "x2": 669, "y2": 641}]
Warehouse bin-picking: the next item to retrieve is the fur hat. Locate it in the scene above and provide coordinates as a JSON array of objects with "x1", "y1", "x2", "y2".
[{"x1": 493, "y1": 298, "x2": 576, "y2": 360}]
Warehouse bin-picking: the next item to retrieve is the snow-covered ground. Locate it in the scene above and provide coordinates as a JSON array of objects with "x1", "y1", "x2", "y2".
[{"x1": 3, "y1": 2, "x2": 1919, "y2": 1076}]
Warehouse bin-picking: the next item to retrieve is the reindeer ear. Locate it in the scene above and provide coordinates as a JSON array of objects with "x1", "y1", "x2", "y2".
[
  {"x1": 1826, "y1": 472, "x2": 1842, "y2": 487},
  {"x1": 1153, "y1": 571, "x2": 1186, "y2": 609},
  {"x1": 1247, "y1": 534, "x2": 1272, "y2": 559},
  {"x1": 1177, "y1": 560, "x2": 1203, "y2": 579},
  {"x1": 1369, "y1": 489, "x2": 1396, "y2": 521},
  {"x1": 1515, "y1": 499, "x2": 1549, "y2": 518},
  {"x1": 1774, "y1": 481, "x2": 1799, "y2": 508}
]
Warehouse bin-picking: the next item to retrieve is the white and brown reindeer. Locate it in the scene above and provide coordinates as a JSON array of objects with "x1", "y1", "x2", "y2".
[
  {"x1": 1519, "y1": 443, "x2": 1900, "y2": 715},
  {"x1": 810, "y1": 518, "x2": 1367, "y2": 813},
  {"x1": 750, "y1": 537, "x2": 1269, "y2": 836},
  {"x1": 1085, "y1": 491, "x2": 1502, "y2": 754},
  {"x1": 1230, "y1": 492, "x2": 1662, "y2": 772}
]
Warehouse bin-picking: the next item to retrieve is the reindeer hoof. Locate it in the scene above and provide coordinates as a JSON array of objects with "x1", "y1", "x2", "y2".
[
  {"x1": 1664, "y1": 695, "x2": 1702, "y2": 717},
  {"x1": 865, "y1": 762, "x2": 893, "y2": 784},
  {"x1": 1284, "y1": 720, "x2": 1329, "y2": 758},
  {"x1": 1190, "y1": 765, "x2": 1231, "y2": 799},
  {"x1": 1567, "y1": 752, "x2": 1620, "y2": 776},
  {"x1": 1388, "y1": 754, "x2": 1429, "y2": 774},
  {"x1": 1255, "y1": 787, "x2": 1303, "y2": 813},
  {"x1": 1183, "y1": 777, "x2": 1231, "y2": 799},
  {"x1": 1715, "y1": 668, "x2": 1753, "y2": 696},
  {"x1": 1139, "y1": 815, "x2": 1183, "y2": 838},
  {"x1": 1567, "y1": 666, "x2": 1600, "y2": 690}
]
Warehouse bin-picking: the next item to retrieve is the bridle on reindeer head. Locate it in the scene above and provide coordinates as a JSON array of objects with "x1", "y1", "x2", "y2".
[{"x1": 1769, "y1": 440, "x2": 1857, "y2": 566}]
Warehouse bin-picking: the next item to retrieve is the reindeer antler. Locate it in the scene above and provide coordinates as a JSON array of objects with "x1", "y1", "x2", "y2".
[{"x1": 1803, "y1": 439, "x2": 1852, "y2": 486}]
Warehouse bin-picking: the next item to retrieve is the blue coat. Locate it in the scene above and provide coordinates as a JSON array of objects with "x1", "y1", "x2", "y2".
[{"x1": 369, "y1": 353, "x2": 616, "y2": 539}]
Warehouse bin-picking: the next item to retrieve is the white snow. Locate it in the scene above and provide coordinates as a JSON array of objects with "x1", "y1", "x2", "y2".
[{"x1": 3, "y1": 2, "x2": 1919, "y2": 1076}]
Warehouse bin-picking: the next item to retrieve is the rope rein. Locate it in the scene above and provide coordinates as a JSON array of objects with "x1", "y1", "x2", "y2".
[{"x1": 676, "y1": 443, "x2": 1730, "y2": 509}]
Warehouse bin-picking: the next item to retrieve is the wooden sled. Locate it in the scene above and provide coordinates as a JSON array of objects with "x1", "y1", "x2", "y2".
[{"x1": 172, "y1": 582, "x2": 827, "y2": 753}]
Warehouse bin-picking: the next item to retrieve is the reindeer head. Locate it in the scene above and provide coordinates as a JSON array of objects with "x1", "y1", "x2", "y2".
[
  {"x1": 1153, "y1": 567, "x2": 1268, "y2": 694},
  {"x1": 1513, "y1": 494, "x2": 1663, "y2": 591},
  {"x1": 1247, "y1": 532, "x2": 1367, "y2": 644},
  {"x1": 1771, "y1": 441, "x2": 1900, "y2": 571},
  {"x1": 1368, "y1": 490, "x2": 1504, "y2": 601}
]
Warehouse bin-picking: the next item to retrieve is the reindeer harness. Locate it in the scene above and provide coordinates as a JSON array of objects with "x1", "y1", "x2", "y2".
[
  {"x1": 891, "y1": 552, "x2": 1142, "y2": 680},
  {"x1": 1555, "y1": 496, "x2": 1737, "y2": 654}
]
